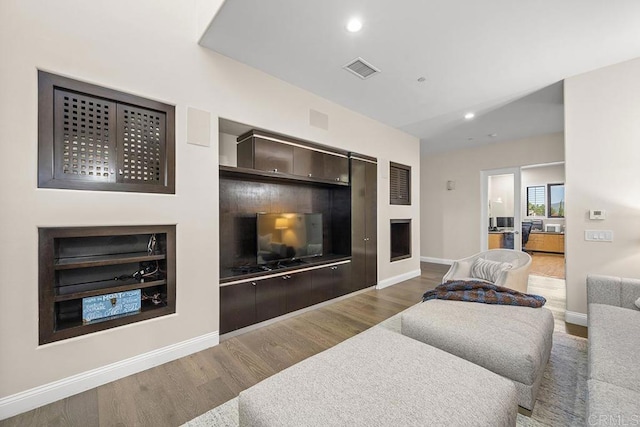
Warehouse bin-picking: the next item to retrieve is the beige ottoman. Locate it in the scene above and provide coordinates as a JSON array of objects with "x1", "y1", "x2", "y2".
[
  {"x1": 401, "y1": 299, "x2": 554, "y2": 411},
  {"x1": 239, "y1": 326, "x2": 517, "y2": 426}
]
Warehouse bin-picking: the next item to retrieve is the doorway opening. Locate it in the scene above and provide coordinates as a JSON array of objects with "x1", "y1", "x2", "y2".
[{"x1": 481, "y1": 163, "x2": 565, "y2": 279}]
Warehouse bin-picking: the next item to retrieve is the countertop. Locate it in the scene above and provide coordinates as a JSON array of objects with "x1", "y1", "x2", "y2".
[{"x1": 489, "y1": 230, "x2": 564, "y2": 235}]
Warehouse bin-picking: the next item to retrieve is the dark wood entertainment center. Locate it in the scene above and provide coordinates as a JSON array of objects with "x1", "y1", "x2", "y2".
[{"x1": 219, "y1": 129, "x2": 377, "y2": 335}]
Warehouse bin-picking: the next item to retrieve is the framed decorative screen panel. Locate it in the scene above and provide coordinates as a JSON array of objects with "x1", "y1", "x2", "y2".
[
  {"x1": 116, "y1": 104, "x2": 165, "y2": 185},
  {"x1": 39, "y1": 71, "x2": 175, "y2": 193},
  {"x1": 53, "y1": 89, "x2": 117, "y2": 182},
  {"x1": 390, "y1": 162, "x2": 411, "y2": 205}
]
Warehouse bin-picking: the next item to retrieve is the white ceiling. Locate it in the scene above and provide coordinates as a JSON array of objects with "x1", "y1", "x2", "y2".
[{"x1": 201, "y1": 0, "x2": 640, "y2": 153}]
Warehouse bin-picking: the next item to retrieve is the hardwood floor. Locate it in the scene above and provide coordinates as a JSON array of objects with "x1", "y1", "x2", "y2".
[
  {"x1": 1, "y1": 261, "x2": 585, "y2": 426},
  {"x1": 1, "y1": 263, "x2": 448, "y2": 427},
  {"x1": 529, "y1": 252, "x2": 565, "y2": 279}
]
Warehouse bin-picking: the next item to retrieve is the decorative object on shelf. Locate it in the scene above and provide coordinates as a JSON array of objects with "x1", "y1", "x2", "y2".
[{"x1": 82, "y1": 289, "x2": 142, "y2": 324}]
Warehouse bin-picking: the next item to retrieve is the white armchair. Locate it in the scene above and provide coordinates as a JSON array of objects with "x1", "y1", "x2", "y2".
[{"x1": 442, "y1": 249, "x2": 532, "y2": 293}]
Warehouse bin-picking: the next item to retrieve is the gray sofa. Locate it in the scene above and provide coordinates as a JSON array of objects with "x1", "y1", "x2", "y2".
[{"x1": 586, "y1": 275, "x2": 640, "y2": 423}]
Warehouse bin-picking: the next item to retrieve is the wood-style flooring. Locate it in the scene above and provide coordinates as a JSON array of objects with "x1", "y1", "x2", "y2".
[
  {"x1": 1, "y1": 262, "x2": 585, "y2": 427},
  {"x1": 529, "y1": 252, "x2": 565, "y2": 279}
]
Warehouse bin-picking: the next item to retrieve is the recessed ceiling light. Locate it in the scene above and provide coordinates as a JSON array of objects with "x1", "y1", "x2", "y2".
[
  {"x1": 464, "y1": 112, "x2": 475, "y2": 120},
  {"x1": 346, "y1": 18, "x2": 363, "y2": 32}
]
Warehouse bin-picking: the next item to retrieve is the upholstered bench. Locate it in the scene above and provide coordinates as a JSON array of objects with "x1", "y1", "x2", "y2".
[
  {"x1": 401, "y1": 299, "x2": 554, "y2": 412},
  {"x1": 239, "y1": 326, "x2": 517, "y2": 426}
]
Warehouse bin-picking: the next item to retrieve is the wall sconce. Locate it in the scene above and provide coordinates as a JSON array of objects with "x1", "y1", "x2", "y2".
[{"x1": 446, "y1": 180, "x2": 456, "y2": 191}]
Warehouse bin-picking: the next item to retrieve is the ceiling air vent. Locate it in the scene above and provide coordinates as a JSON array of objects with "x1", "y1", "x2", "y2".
[{"x1": 343, "y1": 57, "x2": 380, "y2": 80}]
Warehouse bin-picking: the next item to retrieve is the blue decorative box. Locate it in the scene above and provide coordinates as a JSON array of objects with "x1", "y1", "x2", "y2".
[{"x1": 82, "y1": 289, "x2": 142, "y2": 324}]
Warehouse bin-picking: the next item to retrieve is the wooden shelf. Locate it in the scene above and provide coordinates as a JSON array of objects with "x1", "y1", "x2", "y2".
[
  {"x1": 54, "y1": 279, "x2": 166, "y2": 302},
  {"x1": 39, "y1": 225, "x2": 176, "y2": 344},
  {"x1": 55, "y1": 252, "x2": 166, "y2": 270},
  {"x1": 55, "y1": 304, "x2": 172, "y2": 333},
  {"x1": 219, "y1": 165, "x2": 349, "y2": 187}
]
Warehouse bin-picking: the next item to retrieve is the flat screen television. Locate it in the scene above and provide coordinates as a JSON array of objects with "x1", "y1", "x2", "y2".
[{"x1": 256, "y1": 213, "x2": 323, "y2": 265}]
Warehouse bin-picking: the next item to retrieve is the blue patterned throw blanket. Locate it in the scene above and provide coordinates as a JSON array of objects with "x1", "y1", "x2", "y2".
[{"x1": 423, "y1": 280, "x2": 546, "y2": 308}]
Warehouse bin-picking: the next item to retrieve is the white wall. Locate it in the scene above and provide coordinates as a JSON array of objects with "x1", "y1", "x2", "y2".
[
  {"x1": 564, "y1": 56, "x2": 640, "y2": 315},
  {"x1": 421, "y1": 132, "x2": 564, "y2": 261},
  {"x1": 0, "y1": 0, "x2": 420, "y2": 402}
]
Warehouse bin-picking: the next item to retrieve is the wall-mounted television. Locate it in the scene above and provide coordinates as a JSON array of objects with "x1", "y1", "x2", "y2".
[{"x1": 256, "y1": 213, "x2": 323, "y2": 265}]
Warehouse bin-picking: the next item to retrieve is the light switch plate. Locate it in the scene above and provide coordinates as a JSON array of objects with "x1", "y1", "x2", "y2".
[{"x1": 585, "y1": 230, "x2": 613, "y2": 242}]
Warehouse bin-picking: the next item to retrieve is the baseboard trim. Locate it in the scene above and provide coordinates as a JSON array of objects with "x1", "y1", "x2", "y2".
[
  {"x1": 420, "y1": 256, "x2": 454, "y2": 265},
  {"x1": 565, "y1": 311, "x2": 588, "y2": 327},
  {"x1": 0, "y1": 331, "x2": 219, "y2": 421},
  {"x1": 376, "y1": 269, "x2": 421, "y2": 290}
]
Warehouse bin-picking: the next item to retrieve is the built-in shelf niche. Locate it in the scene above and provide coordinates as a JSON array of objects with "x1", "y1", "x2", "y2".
[{"x1": 390, "y1": 219, "x2": 411, "y2": 262}]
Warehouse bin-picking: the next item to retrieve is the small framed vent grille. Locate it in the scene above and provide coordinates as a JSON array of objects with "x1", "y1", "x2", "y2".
[
  {"x1": 343, "y1": 57, "x2": 380, "y2": 80},
  {"x1": 390, "y1": 162, "x2": 411, "y2": 205},
  {"x1": 39, "y1": 71, "x2": 175, "y2": 193},
  {"x1": 117, "y1": 105, "x2": 165, "y2": 184}
]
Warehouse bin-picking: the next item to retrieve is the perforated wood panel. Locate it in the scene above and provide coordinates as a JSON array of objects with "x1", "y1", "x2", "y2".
[
  {"x1": 39, "y1": 71, "x2": 175, "y2": 193},
  {"x1": 390, "y1": 162, "x2": 411, "y2": 205},
  {"x1": 117, "y1": 105, "x2": 166, "y2": 184},
  {"x1": 53, "y1": 89, "x2": 116, "y2": 181}
]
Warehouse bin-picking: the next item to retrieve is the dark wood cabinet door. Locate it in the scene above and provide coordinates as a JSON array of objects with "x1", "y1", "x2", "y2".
[
  {"x1": 220, "y1": 281, "x2": 256, "y2": 334},
  {"x1": 311, "y1": 266, "x2": 336, "y2": 303},
  {"x1": 255, "y1": 276, "x2": 288, "y2": 322},
  {"x1": 364, "y1": 161, "x2": 378, "y2": 287},
  {"x1": 351, "y1": 158, "x2": 367, "y2": 291},
  {"x1": 293, "y1": 147, "x2": 324, "y2": 179},
  {"x1": 285, "y1": 271, "x2": 313, "y2": 312},
  {"x1": 333, "y1": 262, "x2": 354, "y2": 296},
  {"x1": 254, "y1": 138, "x2": 293, "y2": 174},
  {"x1": 324, "y1": 154, "x2": 349, "y2": 183}
]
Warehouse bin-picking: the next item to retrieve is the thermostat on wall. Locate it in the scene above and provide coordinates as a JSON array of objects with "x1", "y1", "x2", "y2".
[{"x1": 589, "y1": 209, "x2": 606, "y2": 220}]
